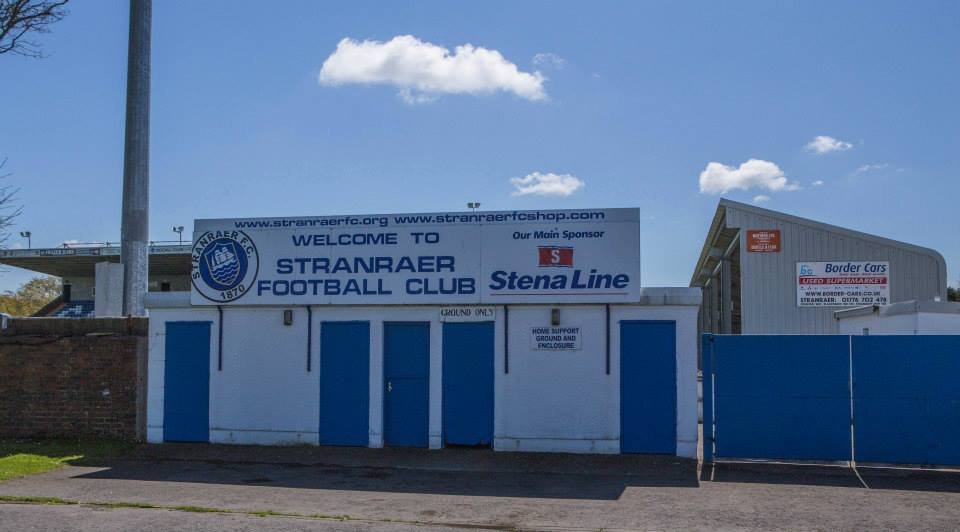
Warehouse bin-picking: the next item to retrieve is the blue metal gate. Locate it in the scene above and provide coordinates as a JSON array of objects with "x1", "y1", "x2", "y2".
[
  {"x1": 852, "y1": 335, "x2": 960, "y2": 465},
  {"x1": 704, "y1": 334, "x2": 960, "y2": 466},
  {"x1": 703, "y1": 335, "x2": 851, "y2": 462},
  {"x1": 163, "y1": 321, "x2": 211, "y2": 442},
  {"x1": 620, "y1": 320, "x2": 677, "y2": 454},
  {"x1": 319, "y1": 321, "x2": 370, "y2": 446},
  {"x1": 442, "y1": 322, "x2": 494, "y2": 447},
  {"x1": 383, "y1": 322, "x2": 430, "y2": 447}
]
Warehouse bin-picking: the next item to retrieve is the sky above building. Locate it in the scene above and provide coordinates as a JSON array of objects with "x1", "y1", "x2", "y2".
[{"x1": 1, "y1": 0, "x2": 958, "y2": 291}]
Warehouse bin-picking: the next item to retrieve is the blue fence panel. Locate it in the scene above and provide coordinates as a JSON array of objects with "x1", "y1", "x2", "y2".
[
  {"x1": 852, "y1": 335, "x2": 960, "y2": 465},
  {"x1": 701, "y1": 334, "x2": 714, "y2": 463},
  {"x1": 712, "y1": 335, "x2": 851, "y2": 461}
]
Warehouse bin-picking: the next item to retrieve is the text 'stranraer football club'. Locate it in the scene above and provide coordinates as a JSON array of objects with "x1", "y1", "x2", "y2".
[{"x1": 191, "y1": 208, "x2": 641, "y2": 305}]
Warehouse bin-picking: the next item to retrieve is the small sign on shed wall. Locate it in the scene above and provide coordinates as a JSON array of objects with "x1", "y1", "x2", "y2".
[{"x1": 747, "y1": 230, "x2": 781, "y2": 252}]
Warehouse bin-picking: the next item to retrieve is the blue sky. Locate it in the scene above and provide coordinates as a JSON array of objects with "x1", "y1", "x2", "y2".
[{"x1": 1, "y1": 0, "x2": 958, "y2": 291}]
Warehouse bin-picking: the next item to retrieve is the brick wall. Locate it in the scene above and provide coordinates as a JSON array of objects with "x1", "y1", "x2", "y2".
[{"x1": 0, "y1": 318, "x2": 147, "y2": 440}]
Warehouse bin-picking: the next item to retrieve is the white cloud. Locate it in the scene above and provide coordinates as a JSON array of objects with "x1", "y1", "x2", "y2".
[
  {"x1": 753, "y1": 195, "x2": 771, "y2": 203},
  {"x1": 855, "y1": 163, "x2": 888, "y2": 173},
  {"x1": 805, "y1": 135, "x2": 853, "y2": 154},
  {"x1": 531, "y1": 52, "x2": 565, "y2": 69},
  {"x1": 812, "y1": 179, "x2": 825, "y2": 186},
  {"x1": 319, "y1": 35, "x2": 547, "y2": 102},
  {"x1": 510, "y1": 172, "x2": 584, "y2": 197},
  {"x1": 698, "y1": 159, "x2": 800, "y2": 195}
]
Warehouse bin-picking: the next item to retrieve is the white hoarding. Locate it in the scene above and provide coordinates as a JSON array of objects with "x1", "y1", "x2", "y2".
[
  {"x1": 796, "y1": 261, "x2": 890, "y2": 307},
  {"x1": 191, "y1": 208, "x2": 640, "y2": 305}
]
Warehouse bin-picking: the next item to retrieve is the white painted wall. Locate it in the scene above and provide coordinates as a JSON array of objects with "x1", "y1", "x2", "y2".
[
  {"x1": 145, "y1": 304, "x2": 220, "y2": 444},
  {"x1": 146, "y1": 295, "x2": 699, "y2": 456},
  {"x1": 496, "y1": 306, "x2": 618, "y2": 453},
  {"x1": 838, "y1": 312, "x2": 960, "y2": 335},
  {"x1": 210, "y1": 307, "x2": 317, "y2": 445},
  {"x1": 94, "y1": 262, "x2": 124, "y2": 317},
  {"x1": 917, "y1": 312, "x2": 960, "y2": 334},
  {"x1": 612, "y1": 305, "x2": 700, "y2": 459}
]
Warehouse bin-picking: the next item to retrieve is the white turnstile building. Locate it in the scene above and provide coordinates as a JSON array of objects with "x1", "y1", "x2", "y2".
[{"x1": 146, "y1": 208, "x2": 701, "y2": 457}]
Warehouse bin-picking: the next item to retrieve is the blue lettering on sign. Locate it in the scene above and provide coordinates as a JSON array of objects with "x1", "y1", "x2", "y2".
[{"x1": 488, "y1": 270, "x2": 630, "y2": 291}]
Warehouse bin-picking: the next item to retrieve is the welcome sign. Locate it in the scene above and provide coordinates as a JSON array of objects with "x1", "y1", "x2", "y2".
[{"x1": 191, "y1": 208, "x2": 640, "y2": 305}]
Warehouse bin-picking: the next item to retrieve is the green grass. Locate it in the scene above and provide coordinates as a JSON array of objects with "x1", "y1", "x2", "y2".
[{"x1": 0, "y1": 439, "x2": 133, "y2": 483}]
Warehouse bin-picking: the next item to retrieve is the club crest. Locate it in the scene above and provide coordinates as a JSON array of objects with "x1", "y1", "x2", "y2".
[{"x1": 191, "y1": 230, "x2": 259, "y2": 303}]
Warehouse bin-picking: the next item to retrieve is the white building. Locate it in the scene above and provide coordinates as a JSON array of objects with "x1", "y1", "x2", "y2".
[
  {"x1": 835, "y1": 300, "x2": 960, "y2": 335},
  {"x1": 145, "y1": 208, "x2": 702, "y2": 457}
]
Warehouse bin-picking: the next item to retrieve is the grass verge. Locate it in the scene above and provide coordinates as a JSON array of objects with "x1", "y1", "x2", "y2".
[{"x1": 0, "y1": 439, "x2": 133, "y2": 483}]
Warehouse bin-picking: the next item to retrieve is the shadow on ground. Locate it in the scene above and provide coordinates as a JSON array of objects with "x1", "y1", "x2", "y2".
[
  {"x1": 77, "y1": 460, "x2": 698, "y2": 500},
  {"x1": 70, "y1": 444, "x2": 699, "y2": 500},
  {"x1": 702, "y1": 461, "x2": 960, "y2": 493}
]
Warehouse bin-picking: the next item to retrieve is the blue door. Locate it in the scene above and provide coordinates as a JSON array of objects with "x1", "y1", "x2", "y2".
[
  {"x1": 320, "y1": 321, "x2": 370, "y2": 446},
  {"x1": 620, "y1": 320, "x2": 676, "y2": 454},
  {"x1": 164, "y1": 321, "x2": 211, "y2": 442},
  {"x1": 384, "y1": 322, "x2": 430, "y2": 447},
  {"x1": 442, "y1": 322, "x2": 494, "y2": 447}
]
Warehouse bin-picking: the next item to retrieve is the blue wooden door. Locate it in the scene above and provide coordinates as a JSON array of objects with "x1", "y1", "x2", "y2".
[
  {"x1": 320, "y1": 321, "x2": 370, "y2": 446},
  {"x1": 620, "y1": 320, "x2": 676, "y2": 454},
  {"x1": 442, "y1": 322, "x2": 494, "y2": 447},
  {"x1": 163, "y1": 321, "x2": 211, "y2": 442},
  {"x1": 383, "y1": 322, "x2": 430, "y2": 447}
]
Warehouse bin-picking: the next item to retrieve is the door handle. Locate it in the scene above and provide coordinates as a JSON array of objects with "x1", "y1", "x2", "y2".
[{"x1": 387, "y1": 381, "x2": 392, "y2": 392}]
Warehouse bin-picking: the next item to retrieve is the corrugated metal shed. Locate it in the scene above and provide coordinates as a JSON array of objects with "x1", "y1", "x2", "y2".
[{"x1": 692, "y1": 199, "x2": 947, "y2": 334}]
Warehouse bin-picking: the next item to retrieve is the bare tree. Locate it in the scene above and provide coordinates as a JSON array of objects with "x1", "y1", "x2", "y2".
[
  {"x1": 0, "y1": 158, "x2": 22, "y2": 248},
  {"x1": 0, "y1": 0, "x2": 69, "y2": 58}
]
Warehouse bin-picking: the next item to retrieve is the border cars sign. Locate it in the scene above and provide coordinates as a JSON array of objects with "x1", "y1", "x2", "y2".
[
  {"x1": 191, "y1": 208, "x2": 640, "y2": 305},
  {"x1": 796, "y1": 261, "x2": 889, "y2": 307}
]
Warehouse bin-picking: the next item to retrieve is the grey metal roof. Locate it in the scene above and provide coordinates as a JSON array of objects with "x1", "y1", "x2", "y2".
[
  {"x1": 0, "y1": 244, "x2": 190, "y2": 277},
  {"x1": 691, "y1": 198, "x2": 947, "y2": 287}
]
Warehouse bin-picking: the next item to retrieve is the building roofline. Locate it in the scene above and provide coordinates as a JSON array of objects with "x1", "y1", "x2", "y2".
[{"x1": 691, "y1": 198, "x2": 948, "y2": 289}]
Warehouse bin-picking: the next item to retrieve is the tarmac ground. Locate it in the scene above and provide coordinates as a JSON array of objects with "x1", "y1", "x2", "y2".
[{"x1": 1, "y1": 444, "x2": 959, "y2": 531}]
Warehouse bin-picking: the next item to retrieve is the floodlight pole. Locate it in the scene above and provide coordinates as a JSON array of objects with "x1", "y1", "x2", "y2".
[{"x1": 120, "y1": 0, "x2": 152, "y2": 316}]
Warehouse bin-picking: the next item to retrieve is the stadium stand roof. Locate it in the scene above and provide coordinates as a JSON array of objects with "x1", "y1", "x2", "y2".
[{"x1": 0, "y1": 243, "x2": 190, "y2": 278}]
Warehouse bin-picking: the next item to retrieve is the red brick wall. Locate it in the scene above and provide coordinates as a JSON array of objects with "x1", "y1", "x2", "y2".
[{"x1": 0, "y1": 318, "x2": 146, "y2": 440}]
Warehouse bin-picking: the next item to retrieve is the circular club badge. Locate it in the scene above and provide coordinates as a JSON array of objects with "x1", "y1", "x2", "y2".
[{"x1": 191, "y1": 230, "x2": 259, "y2": 303}]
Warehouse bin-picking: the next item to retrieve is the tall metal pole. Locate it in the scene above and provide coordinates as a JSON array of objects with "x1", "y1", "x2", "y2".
[{"x1": 121, "y1": 0, "x2": 151, "y2": 316}]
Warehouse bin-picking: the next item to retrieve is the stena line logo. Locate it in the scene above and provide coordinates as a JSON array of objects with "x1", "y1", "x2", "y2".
[
  {"x1": 488, "y1": 244, "x2": 631, "y2": 293},
  {"x1": 538, "y1": 246, "x2": 573, "y2": 267},
  {"x1": 192, "y1": 230, "x2": 259, "y2": 303}
]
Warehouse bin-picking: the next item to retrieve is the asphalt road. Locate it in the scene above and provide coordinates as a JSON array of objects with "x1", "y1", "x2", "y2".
[
  {"x1": 0, "y1": 503, "x2": 475, "y2": 532},
  {"x1": 0, "y1": 445, "x2": 958, "y2": 531}
]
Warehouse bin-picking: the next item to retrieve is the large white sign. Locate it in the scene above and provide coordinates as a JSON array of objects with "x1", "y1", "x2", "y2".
[
  {"x1": 191, "y1": 208, "x2": 640, "y2": 305},
  {"x1": 796, "y1": 261, "x2": 889, "y2": 307}
]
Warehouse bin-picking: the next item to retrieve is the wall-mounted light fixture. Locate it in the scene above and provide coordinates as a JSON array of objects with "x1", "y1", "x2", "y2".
[
  {"x1": 283, "y1": 309, "x2": 293, "y2": 326},
  {"x1": 551, "y1": 307, "x2": 560, "y2": 326}
]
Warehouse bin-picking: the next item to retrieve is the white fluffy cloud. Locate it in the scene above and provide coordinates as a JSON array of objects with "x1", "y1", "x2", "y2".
[
  {"x1": 805, "y1": 135, "x2": 853, "y2": 154},
  {"x1": 753, "y1": 195, "x2": 771, "y2": 203},
  {"x1": 319, "y1": 35, "x2": 547, "y2": 103},
  {"x1": 812, "y1": 179, "x2": 825, "y2": 186},
  {"x1": 698, "y1": 159, "x2": 800, "y2": 195},
  {"x1": 510, "y1": 172, "x2": 584, "y2": 197}
]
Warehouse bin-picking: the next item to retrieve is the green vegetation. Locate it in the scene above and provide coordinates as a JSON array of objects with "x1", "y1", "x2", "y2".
[
  {"x1": 0, "y1": 439, "x2": 132, "y2": 482},
  {"x1": 0, "y1": 276, "x2": 61, "y2": 316}
]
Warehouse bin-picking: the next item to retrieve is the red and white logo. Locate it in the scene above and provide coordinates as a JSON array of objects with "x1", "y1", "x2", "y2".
[{"x1": 538, "y1": 246, "x2": 573, "y2": 267}]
